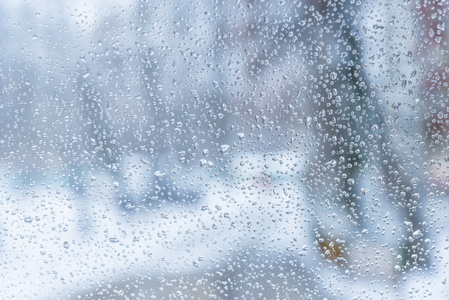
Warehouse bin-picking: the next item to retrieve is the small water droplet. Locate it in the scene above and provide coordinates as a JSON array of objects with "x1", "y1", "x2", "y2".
[
  {"x1": 154, "y1": 171, "x2": 166, "y2": 179},
  {"x1": 220, "y1": 144, "x2": 230, "y2": 153},
  {"x1": 412, "y1": 229, "x2": 423, "y2": 239}
]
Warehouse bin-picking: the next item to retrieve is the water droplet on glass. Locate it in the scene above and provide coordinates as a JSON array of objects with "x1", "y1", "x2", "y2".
[
  {"x1": 220, "y1": 144, "x2": 230, "y2": 153},
  {"x1": 330, "y1": 72, "x2": 337, "y2": 80},
  {"x1": 154, "y1": 171, "x2": 166, "y2": 179}
]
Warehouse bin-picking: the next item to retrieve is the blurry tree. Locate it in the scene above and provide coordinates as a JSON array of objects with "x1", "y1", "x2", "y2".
[{"x1": 305, "y1": 0, "x2": 429, "y2": 272}]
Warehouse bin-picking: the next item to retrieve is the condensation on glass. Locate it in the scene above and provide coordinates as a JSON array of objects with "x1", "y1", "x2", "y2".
[{"x1": 0, "y1": 0, "x2": 448, "y2": 299}]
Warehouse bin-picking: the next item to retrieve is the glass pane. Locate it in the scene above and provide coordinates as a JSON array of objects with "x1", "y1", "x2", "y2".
[{"x1": 0, "y1": 0, "x2": 447, "y2": 299}]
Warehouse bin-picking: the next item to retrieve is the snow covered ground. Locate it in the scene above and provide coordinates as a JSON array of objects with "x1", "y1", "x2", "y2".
[
  {"x1": 0, "y1": 152, "x2": 318, "y2": 299},
  {"x1": 1, "y1": 151, "x2": 446, "y2": 299}
]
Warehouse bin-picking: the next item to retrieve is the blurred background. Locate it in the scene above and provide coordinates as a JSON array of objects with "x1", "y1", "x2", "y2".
[{"x1": 1, "y1": 0, "x2": 449, "y2": 299}]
